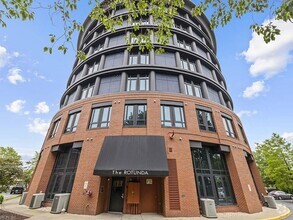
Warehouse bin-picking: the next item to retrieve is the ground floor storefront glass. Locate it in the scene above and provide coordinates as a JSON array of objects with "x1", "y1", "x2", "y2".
[{"x1": 191, "y1": 146, "x2": 235, "y2": 205}]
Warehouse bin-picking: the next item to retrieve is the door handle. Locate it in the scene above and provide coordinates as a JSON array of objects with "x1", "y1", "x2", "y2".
[{"x1": 121, "y1": 193, "x2": 124, "y2": 199}]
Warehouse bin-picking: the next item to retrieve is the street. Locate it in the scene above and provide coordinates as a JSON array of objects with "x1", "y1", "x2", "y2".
[{"x1": 276, "y1": 200, "x2": 293, "y2": 220}]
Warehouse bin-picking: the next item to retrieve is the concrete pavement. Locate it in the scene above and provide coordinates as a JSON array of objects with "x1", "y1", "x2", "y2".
[{"x1": 0, "y1": 197, "x2": 291, "y2": 220}]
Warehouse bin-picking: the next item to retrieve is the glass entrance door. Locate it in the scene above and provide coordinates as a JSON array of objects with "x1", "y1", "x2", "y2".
[{"x1": 109, "y1": 177, "x2": 125, "y2": 212}]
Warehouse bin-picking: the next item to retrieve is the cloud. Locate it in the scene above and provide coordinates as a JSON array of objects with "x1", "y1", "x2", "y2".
[
  {"x1": 243, "y1": 81, "x2": 267, "y2": 98},
  {"x1": 237, "y1": 110, "x2": 258, "y2": 118},
  {"x1": 0, "y1": 45, "x2": 9, "y2": 68},
  {"x1": 5, "y1": 99, "x2": 26, "y2": 113},
  {"x1": 27, "y1": 118, "x2": 50, "y2": 136},
  {"x1": 33, "y1": 72, "x2": 53, "y2": 82},
  {"x1": 7, "y1": 67, "x2": 26, "y2": 84},
  {"x1": 242, "y1": 19, "x2": 293, "y2": 79},
  {"x1": 34, "y1": 102, "x2": 50, "y2": 114},
  {"x1": 282, "y1": 132, "x2": 293, "y2": 143},
  {"x1": 13, "y1": 51, "x2": 20, "y2": 57}
]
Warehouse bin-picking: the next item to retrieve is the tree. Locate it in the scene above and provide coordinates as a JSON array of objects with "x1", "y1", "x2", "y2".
[
  {"x1": 254, "y1": 133, "x2": 293, "y2": 193},
  {"x1": 0, "y1": 147, "x2": 23, "y2": 192},
  {"x1": 23, "y1": 151, "x2": 39, "y2": 188},
  {"x1": 0, "y1": 0, "x2": 292, "y2": 57}
]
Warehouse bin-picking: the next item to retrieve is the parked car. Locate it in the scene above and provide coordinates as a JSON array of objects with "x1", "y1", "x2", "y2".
[
  {"x1": 268, "y1": 190, "x2": 293, "y2": 200},
  {"x1": 10, "y1": 186, "x2": 24, "y2": 194}
]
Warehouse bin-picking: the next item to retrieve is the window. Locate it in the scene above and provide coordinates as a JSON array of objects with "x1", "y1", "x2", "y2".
[
  {"x1": 156, "y1": 73, "x2": 179, "y2": 93},
  {"x1": 161, "y1": 104, "x2": 185, "y2": 128},
  {"x1": 49, "y1": 119, "x2": 60, "y2": 138},
  {"x1": 115, "y1": 5, "x2": 127, "y2": 15},
  {"x1": 93, "y1": 43, "x2": 104, "y2": 53},
  {"x1": 80, "y1": 83, "x2": 94, "y2": 100},
  {"x1": 46, "y1": 147, "x2": 80, "y2": 200},
  {"x1": 196, "y1": 109, "x2": 215, "y2": 132},
  {"x1": 64, "y1": 111, "x2": 81, "y2": 133},
  {"x1": 132, "y1": 17, "x2": 149, "y2": 25},
  {"x1": 174, "y1": 23, "x2": 188, "y2": 32},
  {"x1": 109, "y1": 35, "x2": 125, "y2": 47},
  {"x1": 201, "y1": 64, "x2": 214, "y2": 80},
  {"x1": 67, "y1": 90, "x2": 76, "y2": 105},
  {"x1": 124, "y1": 104, "x2": 147, "y2": 126},
  {"x1": 155, "y1": 52, "x2": 176, "y2": 67},
  {"x1": 222, "y1": 116, "x2": 236, "y2": 138},
  {"x1": 181, "y1": 58, "x2": 197, "y2": 72},
  {"x1": 127, "y1": 74, "x2": 149, "y2": 91},
  {"x1": 207, "y1": 87, "x2": 221, "y2": 104},
  {"x1": 129, "y1": 52, "x2": 149, "y2": 65},
  {"x1": 184, "y1": 79, "x2": 202, "y2": 97},
  {"x1": 98, "y1": 74, "x2": 121, "y2": 95},
  {"x1": 192, "y1": 30, "x2": 203, "y2": 42},
  {"x1": 89, "y1": 106, "x2": 112, "y2": 128},
  {"x1": 71, "y1": 71, "x2": 82, "y2": 84},
  {"x1": 104, "y1": 52, "x2": 124, "y2": 68},
  {"x1": 191, "y1": 146, "x2": 235, "y2": 205},
  {"x1": 177, "y1": 39, "x2": 192, "y2": 51},
  {"x1": 87, "y1": 61, "x2": 100, "y2": 75},
  {"x1": 197, "y1": 46, "x2": 208, "y2": 59}
]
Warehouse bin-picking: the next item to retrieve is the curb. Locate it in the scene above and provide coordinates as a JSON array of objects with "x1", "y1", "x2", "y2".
[
  {"x1": 4, "y1": 195, "x2": 21, "y2": 202},
  {"x1": 260, "y1": 207, "x2": 291, "y2": 220}
]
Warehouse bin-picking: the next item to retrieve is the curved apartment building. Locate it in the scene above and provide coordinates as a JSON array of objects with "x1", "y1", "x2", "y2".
[{"x1": 25, "y1": 0, "x2": 266, "y2": 217}]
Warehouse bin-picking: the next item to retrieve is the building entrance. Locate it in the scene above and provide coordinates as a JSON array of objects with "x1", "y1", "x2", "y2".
[{"x1": 109, "y1": 177, "x2": 125, "y2": 212}]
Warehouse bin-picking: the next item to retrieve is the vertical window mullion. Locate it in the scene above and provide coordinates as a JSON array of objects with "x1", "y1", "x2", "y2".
[
  {"x1": 97, "y1": 108, "x2": 104, "y2": 127},
  {"x1": 133, "y1": 105, "x2": 138, "y2": 125}
]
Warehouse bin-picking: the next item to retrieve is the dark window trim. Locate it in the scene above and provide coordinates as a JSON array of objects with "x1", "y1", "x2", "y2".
[
  {"x1": 49, "y1": 119, "x2": 61, "y2": 139},
  {"x1": 125, "y1": 99, "x2": 147, "y2": 105},
  {"x1": 64, "y1": 111, "x2": 81, "y2": 133},
  {"x1": 88, "y1": 106, "x2": 112, "y2": 129},
  {"x1": 129, "y1": 51, "x2": 150, "y2": 65},
  {"x1": 196, "y1": 108, "x2": 216, "y2": 132},
  {"x1": 222, "y1": 116, "x2": 237, "y2": 138},
  {"x1": 161, "y1": 105, "x2": 186, "y2": 128},
  {"x1": 191, "y1": 146, "x2": 236, "y2": 206},
  {"x1": 69, "y1": 107, "x2": 82, "y2": 114},
  {"x1": 161, "y1": 101, "x2": 184, "y2": 107},
  {"x1": 45, "y1": 146, "x2": 81, "y2": 200},
  {"x1": 126, "y1": 73, "x2": 149, "y2": 91},
  {"x1": 123, "y1": 103, "x2": 147, "y2": 127},
  {"x1": 92, "y1": 102, "x2": 112, "y2": 108}
]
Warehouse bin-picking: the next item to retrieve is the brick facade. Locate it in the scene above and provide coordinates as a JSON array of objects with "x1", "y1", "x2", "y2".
[{"x1": 25, "y1": 0, "x2": 266, "y2": 216}]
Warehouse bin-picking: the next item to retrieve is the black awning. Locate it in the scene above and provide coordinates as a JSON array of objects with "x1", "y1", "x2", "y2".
[{"x1": 93, "y1": 136, "x2": 168, "y2": 177}]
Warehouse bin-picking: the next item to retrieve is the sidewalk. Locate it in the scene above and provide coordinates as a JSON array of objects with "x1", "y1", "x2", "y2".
[{"x1": 1, "y1": 197, "x2": 291, "y2": 220}]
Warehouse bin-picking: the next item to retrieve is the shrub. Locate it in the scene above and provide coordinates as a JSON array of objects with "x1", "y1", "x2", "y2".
[{"x1": 0, "y1": 194, "x2": 4, "y2": 204}]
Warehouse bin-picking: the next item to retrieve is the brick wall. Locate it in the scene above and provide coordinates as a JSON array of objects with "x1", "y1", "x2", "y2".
[{"x1": 26, "y1": 92, "x2": 265, "y2": 216}]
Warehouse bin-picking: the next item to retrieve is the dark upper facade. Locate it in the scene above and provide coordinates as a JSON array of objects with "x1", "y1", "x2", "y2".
[{"x1": 59, "y1": 0, "x2": 233, "y2": 112}]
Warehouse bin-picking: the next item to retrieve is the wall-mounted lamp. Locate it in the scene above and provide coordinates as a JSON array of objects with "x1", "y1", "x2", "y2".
[{"x1": 169, "y1": 130, "x2": 175, "y2": 139}]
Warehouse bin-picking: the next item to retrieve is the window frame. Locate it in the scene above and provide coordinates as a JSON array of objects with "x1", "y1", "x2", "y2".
[
  {"x1": 129, "y1": 52, "x2": 149, "y2": 65},
  {"x1": 49, "y1": 119, "x2": 61, "y2": 138},
  {"x1": 180, "y1": 58, "x2": 198, "y2": 72},
  {"x1": 123, "y1": 103, "x2": 147, "y2": 127},
  {"x1": 80, "y1": 83, "x2": 94, "y2": 100},
  {"x1": 222, "y1": 116, "x2": 237, "y2": 138},
  {"x1": 45, "y1": 147, "x2": 80, "y2": 200},
  {"x1": 191, "y1": 146, "x2": 235, "y2": 205},
  {"x1": 177, "y1": 39, "x2": 192, "y2": 51},
  {"x1": 196, "y1": 109, "x2": 216, "y2": 132},
  {"x1": 126, "y1": 74, "x2": 149, "y2": 91},
  {"x1": 64, "y1": 111, "x2": 81, "y2": 133},
  {"x1": 161, "y1": 104, "x2": 186, "y2": 128},
  {"x1": 184, "y1": 79, "x2": 202, "y2": 97},
  {"x1": 88, "y1": 105, "x2": 112, "y2": 129}
]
